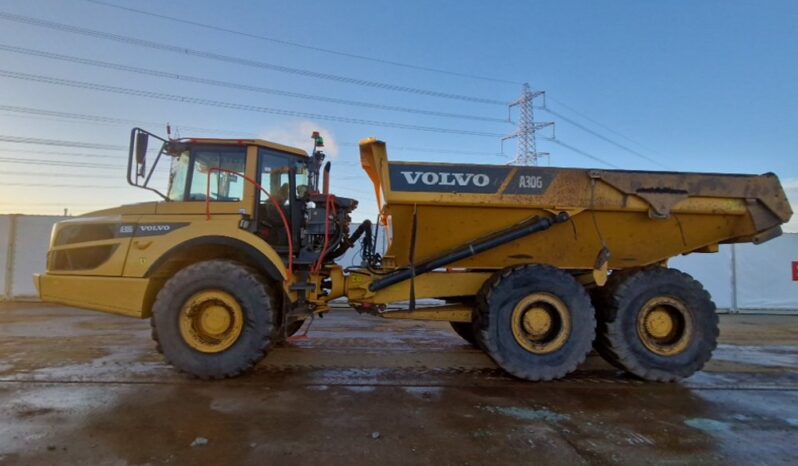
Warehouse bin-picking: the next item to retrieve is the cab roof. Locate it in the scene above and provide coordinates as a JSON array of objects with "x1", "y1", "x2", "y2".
[{"x1": 180, "y1": 138, "x2": 309, "y2": 158}]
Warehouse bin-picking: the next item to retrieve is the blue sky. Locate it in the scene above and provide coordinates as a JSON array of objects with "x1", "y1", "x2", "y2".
[{"x1": 0, "y1": 0, "x2": 795, "y2": 229}]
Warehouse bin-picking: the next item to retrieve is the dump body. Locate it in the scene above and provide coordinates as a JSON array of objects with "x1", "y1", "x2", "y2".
[{"x1": 360, "y1": 139, "x2": 792, "y2": 272}]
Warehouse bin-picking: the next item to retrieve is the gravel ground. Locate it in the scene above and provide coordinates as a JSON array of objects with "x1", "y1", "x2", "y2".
[{"x1": 0, "y1": 303, "x2": 796, "y2": 465}]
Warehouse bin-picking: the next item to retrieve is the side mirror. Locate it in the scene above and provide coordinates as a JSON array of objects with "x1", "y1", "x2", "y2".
[
  {"x1": 127, "y1": 128, "x2": 169, "y2": 199},
  {"x1": 134, "y1": 131, "x2": 149, "y2": 176}
]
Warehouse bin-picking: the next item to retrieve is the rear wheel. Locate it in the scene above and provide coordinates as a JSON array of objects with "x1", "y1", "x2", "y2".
[
  {"x1": 152, "y1": 260, "x2": 277, "y2": 379},
  {"x1": 590, "y1": 270, "x2": 637, "y2": 370},
  {"x1": 475, "y1": 265, "x2": 596, "y2": 381},
  {"x1": 594, "y1": 267, "x2": 718, "y2": 381}
]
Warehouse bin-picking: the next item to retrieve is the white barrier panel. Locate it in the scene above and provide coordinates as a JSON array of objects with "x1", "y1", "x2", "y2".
[
  {"x1": 0, "y1": 215, "x2": 11, "y2": 300},
  {"x1": 670, "y1": 246, "x2": 734, "y2": 310},
  {"x1": 735, "y1": 235, "x2": 798, "y2": 311},
  {"x1": 11, "y1": 216, "x2": 65, "y2": 298}
]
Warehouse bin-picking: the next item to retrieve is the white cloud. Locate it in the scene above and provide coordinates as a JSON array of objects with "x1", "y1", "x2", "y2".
[{"x1": 258, "y1": 121, "x2": 340, "y2": 159}]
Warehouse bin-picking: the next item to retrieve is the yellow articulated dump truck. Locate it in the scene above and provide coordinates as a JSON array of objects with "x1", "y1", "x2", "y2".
[{"x1": 35, "y1": 128, "x2": 792, "y2": 381}]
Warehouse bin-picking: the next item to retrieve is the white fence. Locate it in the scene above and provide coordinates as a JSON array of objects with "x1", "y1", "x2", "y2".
[
  {"x1": 2, "y1": 215, "x2": 68, "y2": 300},
  {"x1": 1, "y1": 215, "x2": 796, "y2": 313},
  {"x1": 670, "y1": 238, "x2": 798, "y2": 313}
]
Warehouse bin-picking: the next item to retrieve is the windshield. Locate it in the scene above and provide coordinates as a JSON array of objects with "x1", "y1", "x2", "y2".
[{"x1": 166, "y1": 147, "x2": 247, "y2": 202}]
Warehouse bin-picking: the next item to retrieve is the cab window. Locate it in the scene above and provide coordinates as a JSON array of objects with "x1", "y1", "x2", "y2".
[
  {"x1": 167, "y1": 150, "x2": 190, "y2": 201},
  {"x1": 186, "y1": 148, "x2": 247, "y2": 201},
  {"x1": 258, "y1": 149, "x2": 309, "y2": 204}
]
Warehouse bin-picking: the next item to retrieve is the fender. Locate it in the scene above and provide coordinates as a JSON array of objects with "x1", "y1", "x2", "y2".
[{"x1": 143, "y1": 234, "x2": 286, "y2": 282}]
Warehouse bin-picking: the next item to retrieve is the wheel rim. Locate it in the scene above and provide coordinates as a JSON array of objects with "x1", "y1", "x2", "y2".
[
  {"x1": 179, "y1": 290, "x2": 244, "y2": 353},
  {"x1": 511, "y1": 293, "x2": 571, "y2": 354},
  {"x1": 636, "y1": 296, "x2": 693, "y2": 356}
]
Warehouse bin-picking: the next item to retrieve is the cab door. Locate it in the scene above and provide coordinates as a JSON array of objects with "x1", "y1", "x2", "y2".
[{"x1": 256, "y1": 148, "x2": 308, "y2": 251}]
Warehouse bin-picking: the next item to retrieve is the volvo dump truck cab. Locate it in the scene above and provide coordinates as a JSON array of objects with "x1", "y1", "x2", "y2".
[{"x1": 36, "y1": 128, "x2": 793, "y2": 382}]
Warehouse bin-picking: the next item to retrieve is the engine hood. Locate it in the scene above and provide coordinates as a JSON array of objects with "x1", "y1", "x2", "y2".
[{"x1": 78, "y1": 202, "x2": 160, "y2": 218}]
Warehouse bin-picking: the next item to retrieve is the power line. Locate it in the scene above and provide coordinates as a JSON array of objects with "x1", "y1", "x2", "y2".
[
  {"x1": 0, "y1": 134, "x2": 125, "y2": 150},
  {"x1": 0, "y1": 44, "x2": 507, "y2": 123},
  {"x1": 338, "y1": 142, "x2": 504, "y2": 157},
  {"x1": 540, "y1": 106, "x2": 666, "y2": 168},
  {"x1": 0, "y1": 105, "x2": 508, "y2": 158},
  {"x1": 0, "y1": 105, "x2": 254, "y2": 138},
  {"x1": 1, "y1": 182, "x2": 126, "y2": 189},
  {"x1": 1, "y1": 170, "x2": 114, "y2": 178},
  {"x1": 0, "y1": 11, "x2": 508, "y2": 105},
  {"x1": 73, "y1": 4, "x2": 660, "y2": 160},
  {"x1": 0, "y1": 156, "x2": 120, "y2": 169},
  {"x1": 542, "y1": 138, "x2": 620, "y2": 169},
  {"x1": 0, "y1": 110, "x2": 608, "y2": 169},
  {"x1": 85, "y1": 0, "x2": 520, "y2": 86},
  {"x1": 0, "y1": 69, "x2": 506, "y2": 137},
  {"x1": 0, "y1": 147, "x2": 122, "y2": 159},
  {"x1": 546, "y1": 96, "x2": 664, "y2": 156}
]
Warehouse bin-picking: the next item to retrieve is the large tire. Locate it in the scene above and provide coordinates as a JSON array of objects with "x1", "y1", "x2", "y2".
[
  {"x1": 450, "y1": 321, "x2": 478, "y2": 347},
  {"x1": 597, "y1": 267, "x2": 718, "y2": 382},
  {"x1": 590, "y1": 270, "x2": 638, "y2": 371},
  {"x1": 152, "y1": 260, "x2": 277, "y2": 379},
  {"x1": 475, "y1": 264, "x2": 596, "y2": 381},
  {"x1": 150, "y1": 317, "x2": 163, "y2": 354}
]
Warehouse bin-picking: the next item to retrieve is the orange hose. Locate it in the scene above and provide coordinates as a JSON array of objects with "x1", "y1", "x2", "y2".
[{"x1": 313, "y1": 194, "x2": 336, "y2": 274}]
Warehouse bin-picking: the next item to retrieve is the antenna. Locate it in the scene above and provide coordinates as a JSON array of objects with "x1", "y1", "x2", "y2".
[{"x1": 503, "y1": 83, "x2": 554, "y2": 166}]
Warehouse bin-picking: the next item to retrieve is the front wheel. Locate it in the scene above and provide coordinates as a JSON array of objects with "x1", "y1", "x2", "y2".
[{"x1": 152, "y1": 260, "x2": 277, "y2": 379}]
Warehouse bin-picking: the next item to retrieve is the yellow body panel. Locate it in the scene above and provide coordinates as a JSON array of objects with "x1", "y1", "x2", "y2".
[
  {"x1": 346, "y1": 271, "x2": 491, "y2": 304},
  {"x1": 39, "y1": 204, "x2": 288, "y2": 318},
  {"x1": 36, "y1": 273, "x2": 150, "y2": 318},
  {"x1": 384, "y1": 204, "x2": 750, "y2": 270},
  {"x1": 120, "y1": 214, "x2": 286, "y2": 279},
  {"x1": 184, "y1": 137, "x2": 308, "y2": 158},
  {"x1": 379, "y1": 304, "x2": 473, "y2": 322}
]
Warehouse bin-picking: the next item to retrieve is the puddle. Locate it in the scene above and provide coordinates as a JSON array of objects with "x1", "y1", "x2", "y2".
[
  {"x1": 712, "y1": 345, "x2": 798, "y2": 368},
  {"x1": 480, "y1": 406, "x2": 569, "y2": 423},
  {"x1": 684, "y1": 418, "x2": 731, "y2": 432}
]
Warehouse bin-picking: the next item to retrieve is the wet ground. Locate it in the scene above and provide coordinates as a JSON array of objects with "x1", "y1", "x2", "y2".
[{"x1": 0, "y1": 303, "x2": 796, "y2": 465}]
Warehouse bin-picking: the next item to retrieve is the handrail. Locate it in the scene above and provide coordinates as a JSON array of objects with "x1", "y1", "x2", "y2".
[{"x1": 205, "y1": 167, "x2": 293, "y2": 277}]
